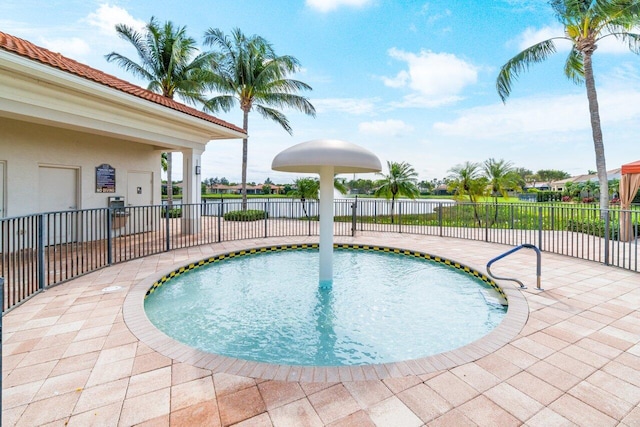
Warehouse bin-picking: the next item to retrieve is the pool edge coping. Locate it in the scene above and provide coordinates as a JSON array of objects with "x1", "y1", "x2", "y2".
[{"x1": 123, "y1": 240, "x2": 529, "y2": 382}]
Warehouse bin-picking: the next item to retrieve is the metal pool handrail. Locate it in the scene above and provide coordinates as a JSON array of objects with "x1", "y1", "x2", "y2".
[{"x1": 486, "y1": 244, "x2": 543, "y2": 290}]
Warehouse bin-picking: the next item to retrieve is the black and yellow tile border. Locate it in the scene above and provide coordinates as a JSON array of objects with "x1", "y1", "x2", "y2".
[{"x1": 145, "y1": 243, "x2": 507, "y2": 303}]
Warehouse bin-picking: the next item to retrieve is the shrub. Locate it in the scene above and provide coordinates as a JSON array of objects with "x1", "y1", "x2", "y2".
[
  {"x1": 162, "y1": 207, "x2": 182, "y2": 218},
  {"x1": 561, "y1": 196, "x2": 572, "y2": 202},
  {"x1": 581, "y1": 197, "x2": 595, "y2": 203},
  {"x1": 536, "y1": 191, "x2": 563, "y2": 202},
  {"x1": 223, "y1": 209, "x2": 268, "y2": 221},
  {"x1": 566, "y1": 218, "x2": 639, "y2": 239}
]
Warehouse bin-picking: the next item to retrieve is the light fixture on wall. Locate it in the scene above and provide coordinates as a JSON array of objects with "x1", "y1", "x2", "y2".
[{"x1": 195, "y1": 165, "x2": 201, "y2": 175}]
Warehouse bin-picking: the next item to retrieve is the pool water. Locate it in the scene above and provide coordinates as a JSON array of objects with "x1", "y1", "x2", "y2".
[{"x1": 144, "y1": 249, "x2": 506, "y2": 366}]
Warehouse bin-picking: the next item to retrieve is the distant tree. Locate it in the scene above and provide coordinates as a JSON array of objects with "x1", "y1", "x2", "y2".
[
  {"x1": 483, "y1": 158, "x2": 521, "y2": 225},
  {"x1": 587, "y1": 169, "x2": 597, "y2": 175},
  {"x1": 374, "y1": 161, "x2": 420, "y2": 224},
  {"x1": 219, "y1": 177, "x2": 230, "y2": 185},
  {"x1": 496, "y1": 0, "x2": 640, "y2": 211},
  {"x1": 447, "y1": 161, "x2": 488, "y2": 226},
  {"x1": 203, "y1": 28, "x2": 316, "y2": 210},
  {"x1": 512, "y1": 167, "x2": 533, "y2": 189},
  {"x1": 264, "y1": 177, "x2": 274, "y2": 185},
  {"x1": 290, "y1": 177, "x2": 347, "y2": 218},
  {"x1": 262, "y1": 184, "x2": 272, "y2": 195},
  {"x1": 536, "y1": 169, "x2": 571, "y2": 188}
]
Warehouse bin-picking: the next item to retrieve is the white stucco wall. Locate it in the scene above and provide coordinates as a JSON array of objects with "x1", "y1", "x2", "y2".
[{"x1": 0, "y1": 117, "x2": 161, "y2": 217}]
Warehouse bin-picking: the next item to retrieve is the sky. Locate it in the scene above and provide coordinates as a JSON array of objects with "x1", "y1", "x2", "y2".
[{"x1": 2, "y1": 0, "x2": 640, "y2": 184}]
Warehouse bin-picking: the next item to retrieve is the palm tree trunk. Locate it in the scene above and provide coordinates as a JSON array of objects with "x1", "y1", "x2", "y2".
[
  {"x1": 241, "y1": 110, "x2": 249, "y2": 211},
  {"x1": 390, "y1": 196, "x2": 395, "y2": 224},
  {"x1": 167, "y1": 152, "x2": 173, "y2": 208},
  {"x1": 583, "y1": 51, "x2": 609, "y2": 212}
]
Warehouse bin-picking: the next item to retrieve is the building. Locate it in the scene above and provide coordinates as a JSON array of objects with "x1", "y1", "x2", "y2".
[{"x1": 0, "y1": 31, "x2": 245, "y2": 230}]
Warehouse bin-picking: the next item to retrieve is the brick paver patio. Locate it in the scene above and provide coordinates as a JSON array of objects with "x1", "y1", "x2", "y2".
[{"x1": 2, "y1": 233, "x2": 639, "y2": 426}]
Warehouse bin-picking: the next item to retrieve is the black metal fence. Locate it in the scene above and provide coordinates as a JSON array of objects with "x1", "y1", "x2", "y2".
[{"x1": 1, "y1": 199, "x2": 638, "y2": 312}]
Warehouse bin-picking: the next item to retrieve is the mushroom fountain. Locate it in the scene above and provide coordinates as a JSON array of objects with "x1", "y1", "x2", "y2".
[{"x1": 272, "y1": 139, "x2": 381, "y2": 288}]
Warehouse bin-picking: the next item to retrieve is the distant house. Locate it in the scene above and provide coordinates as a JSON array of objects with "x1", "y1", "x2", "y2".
[
  {"x1": 550, "y1": 169, "x2": 621, "y2": 192},
  {"x1": 434, "y1": 184, "x2": 451, "y2": 196},
  {"x1": 0, "y1": 31, "x2": 245, "y2": 230}
]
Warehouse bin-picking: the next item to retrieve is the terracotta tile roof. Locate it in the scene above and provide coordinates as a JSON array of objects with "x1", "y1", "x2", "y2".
[{"x1": 0, "y1": 31, "x2": 245, "y2": 135}]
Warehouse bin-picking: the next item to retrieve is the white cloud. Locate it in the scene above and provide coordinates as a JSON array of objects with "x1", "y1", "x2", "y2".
[
  {"x1": 433, "y1": 88, "x2": 640, "y2": 140},
  {"x1": 306, "y1": 0, "x2": 373, "y2": 13},
  {"x1": 39, "y1": 37, "x2": 91, "y2": 57},
  {"x1": 382, "y1": 48, "x2": 478, "y2": 108},
  {"x1": 312, "y1": 97, "x2": 380, "y2": 115},
  {"x1": 359, "y1": 119, "x2": 414, "y2": 136},
  {"x1": 85, "y1": 3, "x2": 146, "y2": 36}
]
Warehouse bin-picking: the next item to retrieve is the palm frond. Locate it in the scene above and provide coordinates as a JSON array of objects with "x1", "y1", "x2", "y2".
[
  {"x1": 496, "y1": 39, "x2": 560, "y2": 102},
  {"x1": 564, "y1": 47, "x2": 584, "y2": 84},
  {"x1": 254, "y1": 105, "x2": 292, "y2": 134}
]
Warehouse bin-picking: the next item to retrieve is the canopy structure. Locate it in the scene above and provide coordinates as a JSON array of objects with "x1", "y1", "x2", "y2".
[
  {"x1": 273, "y1": 139, "x2": 381, "y2": 287},
  {"x1": 619, "y1": 160, "x2": 640, "y2": 241}
]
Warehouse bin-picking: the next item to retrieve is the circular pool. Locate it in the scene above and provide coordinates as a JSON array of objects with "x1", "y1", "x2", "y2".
[{"x1": 144, "y1": 244, "x2": 507, "y2": 367}]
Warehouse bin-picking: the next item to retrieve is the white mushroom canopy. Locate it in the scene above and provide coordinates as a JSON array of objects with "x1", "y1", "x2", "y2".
[{"x1": 271, "y1": 139, "x2": 382, "y2": 174}]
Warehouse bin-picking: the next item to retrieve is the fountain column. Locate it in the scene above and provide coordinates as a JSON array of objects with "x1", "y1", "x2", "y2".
[{"x1": 319, "y1": 165, "x2": 334, "y2": 288}]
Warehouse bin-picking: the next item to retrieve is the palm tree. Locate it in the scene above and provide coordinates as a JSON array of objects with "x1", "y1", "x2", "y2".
[
  {"x1": 447, "y1": 161, "x2": 487, "y2": 226},
  {"x1": 374, "y1": 161, "x2": 420, "y2": 224},
  {"x1": 106, "y1": 17, "x2": 212, "y2": 207},
  {"x1": 291, "y1": 177, "x2": 348, "y2": 218},
  {"x1": 496, "y1": 0, "x2": 640, "y2": 212},
  {"x1": 483, "y1": 158, "x2": 521, "y2": 225},
  {"x1": 203, "y1": 28, "x2": 316, "y2": 210}
]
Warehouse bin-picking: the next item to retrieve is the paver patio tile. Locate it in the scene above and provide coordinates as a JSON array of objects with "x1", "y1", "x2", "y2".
[
  {"x1": 425, "y1": 371, "x2": 479, "y2": 406},
  {"x1": 381, "y1": 375, "x2": 422, "y2": 394},
  {"x1": 397, "y1": 383, "x2": 452, "y2": 423},
  {"x1": 602, "y1": 361, "x2": 640, "y2": 388},
  {"x1": 308, "y1": 384, "x2": 360, "y2": 425},
  {"x1": 491, "y1": 344, "x2": 539, "y2": 369},
  {"x1": 527, "y1": 360, "x2": 582, "y2": 391},
  {"x1": 525, "y1": 407, "x2": 577, "y2": 427},
  {"x1": 213, "y1": 372, "x2": 256, "y2": 397},
  {"x1": 484, "y1": 382, "x2": 544, "y2": 421},
  {"x1": 2, "y1": 337, "x2": 41, "y2": 356},
  {"x1": 3, "y1": 360, "x2": 57, "y2": 388},
  {"x1": 102, "y1": 330, "x2": 139, "y2": 349},
  {"x1": 3, "y1": 380, "x2": 45, "y2": 409},
  {"x1": 505, "y1": 370, "x2": 563, "y2": 406},
  {"x1": 575, "y1": 337, "x2": 623, "y2": 359},
  {"x1": 172, "y1": 362, "x2": 211, "y2": 386},
  {"x1": 427, "y1": 408, "x2": 476, "y2": 426},
  {"x1": 67, "y1": 401, "x2": 123, "y2": 427},
  {"x1": 14, "y1": 390, "x2": 80, "y2": 427},
  {"x1": 73, "y1": 377, "x2": 129, "y2": 414},
  {"x1": 15, "y1": 344, "x2": 68, "y2": 368},
  {"x1": 126, "y1": 365, "x2": 172, "y2": 398},
  {"x1": 170, "y1": 376, "x2": 215, "y2": 412},
  {"x1": 230, "y1": 412, "x2": 272, "y2": 427},
  {"x1": 586, "y1": 370, "x2": 640, "y2": 405},
  {"x1": 457, "y1": 395, "x2": 520, "y2": 427},
  {"x1": 620, "y1": 406, "x2": 640, "y2": 426},
  {"x1": 33, "y1": 368, "x2": 91, "y2": 401},
  {"x1": 85, "y1": 356, "x2": 134, "y2": 387},
  {"x1": 326, "y1": 410, "x2": 375, "y2": 427},
  {"x1": 170, "y1": 400, "x2": 221, "y2": 426},
  {"x1": 217, "y1": 385, "x2": 266, "y2": 426},
  {"x1": 2, "y1": 404, "x2": 27, "y2": 427},
  {"x1": 269, "y1": 398, "x2": 322, "y2": 427},
  {"x1": 550, "y1": 394, "x2": 617, "y2": 427},
  {"x1": 545, "y1": 351, "x2": 598, "y2": 379},
  {"x1": 473, "y1": 352, "x2": 522, "y2": 381},
  {"x1": 257, "y1": 380, "x2": 306, "y2": 410},
  {"x1": 131, "y1": 351, "x2": 172, "y2": 375},
  {"x1": 118, "y1": 387, "x2": 171, "y2": 427},
  {"x1": 341, "y1": 380, "x2": 393, "y2": 409},
  {"x1": 451, "y1": 363, "x2": 501, "y2": 392},
  {"x1": 568, "y1": 380, "x2": 635, "y2": 420},
  {"x1": 300, "y1": 381, "x2": 337, "y2": 396},
  {"x1": 95, "y1": 342, "x2": 137, "y2": 365},
  {"x1": 366, "y1": 395, "x2": 422, "y2": 427}
]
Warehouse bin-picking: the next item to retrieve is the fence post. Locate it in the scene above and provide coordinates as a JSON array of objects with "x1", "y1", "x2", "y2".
[
  {"x1": 484, "y1": 204, "x2": 489, "y2": 242},
  {"x1": 264, "y1": 201, "x2": 268, "y2": 238},
  {"x1": 351, "y1": 196, "x2": 357, "y2": 237},
  {"x1": 37, "y1": 214, "x2": 45, "y2": 291},
  {"x1": 538, "y1": 206, "x2": 543, "y2": 251},
  {"x1": 603, "y1": 209, "x2": 610, "y2": 266},
  {"x1": 398, "y1": 202, "x2": 402, "y2": 233},
  {"x1": 217, "y1": 200, "x2": 223, "y2": 243},
  {"x1": 438, "y1": 202, "x2": 443, "y2": 237},
  {"x1": 164, "y1": 203, "x2": 170, "y2": 252},
  {"x1": 106, "y1": 208, "x2": 113, "y2": 265}
]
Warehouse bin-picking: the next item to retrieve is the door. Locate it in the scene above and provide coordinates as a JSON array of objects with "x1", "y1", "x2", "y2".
[
  {"x1": 38, "y1": 166, "x2": 79, "y2": 245},
  {"x1": 127, "y1": 171, "x2": 153, "y2": 234}
]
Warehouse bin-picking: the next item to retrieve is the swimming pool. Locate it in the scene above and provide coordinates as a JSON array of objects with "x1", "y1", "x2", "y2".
[{"x1": 144, "y1": 244, "x2": 507, "y2": 366}]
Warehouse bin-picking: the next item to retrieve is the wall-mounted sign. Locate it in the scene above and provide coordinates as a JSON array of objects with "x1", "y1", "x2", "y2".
[{"x1": 96, "y1": 164, "x2": 116, "y2": 193}]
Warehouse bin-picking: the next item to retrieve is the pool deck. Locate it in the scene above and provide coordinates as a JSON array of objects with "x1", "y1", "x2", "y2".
[{"x1": 3, "y1": 233, "x2": 640, "y2": 426}]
